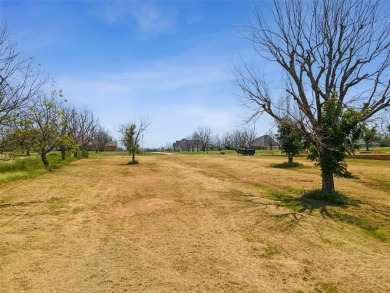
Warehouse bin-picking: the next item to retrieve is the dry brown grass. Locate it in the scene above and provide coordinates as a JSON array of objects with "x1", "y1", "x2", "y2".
[{"x1": 0, "y1": 154, "x2": 389, "y2": 292}]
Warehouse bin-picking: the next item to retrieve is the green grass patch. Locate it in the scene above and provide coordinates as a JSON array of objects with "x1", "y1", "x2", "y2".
[
  {"x1": 0, "y1": 152, "x2": 82, "y2": 185},
  {"x1": 89, "y1": 151, "x2": 128, "y2": 157},
  {"x1": 330, "y1": 210, "x2": 389, "y2": 242},
  {"x1": 315, "y1": 282, "x2": 339, "y2": 293},
  {"x1": 251, "y1": 182, "x2": 302, "y2": 211},
  {"x1": 263, "y1": 244, "x2": 281, "y2": 259},
  {"x1": 0, "y1": 156, "x2": 42, "y2": 172},
  {"x1": 250, "y1": 183, "x2": 389, "y2": 242}
]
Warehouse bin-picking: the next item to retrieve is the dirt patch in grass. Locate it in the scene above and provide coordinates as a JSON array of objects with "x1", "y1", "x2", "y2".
[{"x1": 0, "y1": 155, "x2": 389, "y2": 292}]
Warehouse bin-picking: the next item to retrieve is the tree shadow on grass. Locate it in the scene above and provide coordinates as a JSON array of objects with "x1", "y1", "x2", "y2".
[
  {"x1": 271, "y1": 162, "x2": 303, "y2": 169},
  {"x1": 269, "y1": 189, "x2": 361, "y2": 222},
  {"x1": 118, "y1": 161, "x2": 139, "y2": 166},
  {"x1": 296, "y1": 197, "x2": 342, "y2": 218},
  {"x1": 249, "y1": 188, "x2": 388, "y2": 241}
]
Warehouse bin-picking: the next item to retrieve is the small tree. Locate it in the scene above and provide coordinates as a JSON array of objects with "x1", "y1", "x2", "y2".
[
  {"x1": 11, "y1": 89, "x2": 72, "y2": 166},
  {"x1": 361, "y1": 124, "x2": 379, "y2": 151},
  {"x1": 119, "y1": 119, "x2": 150, "y2": 164},
  {"x1": 276, "y1": 119, "x2": 305, "y2": 163}
]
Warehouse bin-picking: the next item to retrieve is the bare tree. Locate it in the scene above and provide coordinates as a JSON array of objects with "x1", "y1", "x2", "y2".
[
  {"x1": 243, "y1": 127, "x2": 257, "y2": 148},
  {"x1": 377, "y1": 112, "x2": 389, "y2": 138},
  {"x1": 0, "y1": 24, "x2": 46, "y2": 127},
  {"x1": 185, "y1": 135, "x2": 194, "y2": 152},
  {"x1": 230, "y1": 130, "x2": 245, "y2": 149},
  {"x1": 91, "y1": 125, "x2": 112, "y2": 152},
  {"x1": 221, "y1": 132, "x2": 233, "y2": 149},
  {"x1": 76, "y1": 108, "x2": 98, "y2": 152},
  {"x1": 235, "y1": 0, "x2": 390, "y2": 193},
  {"x1": 193, "y1": 126, "x2": 212, "y2": 152},
  {"x1": 60, "y1": 105, "x2": 79, "y2": 159},
  {"x1": 212, "y1": 134, "x2": 223, "y2": 151}
]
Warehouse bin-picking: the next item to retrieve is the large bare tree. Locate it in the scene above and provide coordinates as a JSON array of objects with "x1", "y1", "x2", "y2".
[
  {"x1": 235, "y1": 0, "x2": 389, "y2": 193},
  {"x1": 0, "y1": 24, "x2": 46, "y2": 127},
  {"x1": 63, "y1": 106, "x2": 98, "y2": 156}
]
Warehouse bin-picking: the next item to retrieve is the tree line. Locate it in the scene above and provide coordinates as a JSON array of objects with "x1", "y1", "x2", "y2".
[
  {"x1": 0, "y1": 24, "x2": 112, "y2": 166},
  {"x1": 172, "y1": 125, "x2": 278, "y2": 152}
]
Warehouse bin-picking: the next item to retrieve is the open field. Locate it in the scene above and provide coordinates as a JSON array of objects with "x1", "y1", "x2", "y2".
[{"x1": 0, "y1": 154, "x2": 389, "y2": 292}]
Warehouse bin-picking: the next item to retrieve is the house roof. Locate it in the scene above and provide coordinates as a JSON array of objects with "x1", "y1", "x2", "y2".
[
  {"x1": 252, "y1": 135, "x2": 279, "y2": 147},
  {"x1": 105, "y1": 141, "x2": 117, "y2": 147}
]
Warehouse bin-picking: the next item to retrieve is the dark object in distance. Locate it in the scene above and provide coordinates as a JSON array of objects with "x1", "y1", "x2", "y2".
[{"x1": 236, "y1": 148, "x2": 255, "y2": 156}]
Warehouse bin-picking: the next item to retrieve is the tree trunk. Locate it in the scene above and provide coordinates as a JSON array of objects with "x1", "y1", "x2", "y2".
[
  {"x1": 288, "y1": 153, "x2": 293, "y2": 163},
  {"x1": 74, "y1": 151, "x2": 78, "y2": 158},
  {"x1": 61, "y1": 148, "x2": 66, "y2": 160},
  {"x1": 365, "y1": 143, "x2": 369, "y2": 151},
  {"x1": 321, "y1": 168, "x2": 335, "y2": 193},
  {"x1": 132, "y1": 151, "x2": 136, "y2": 164},
  {"x1": 41, "y1": 152, "x2": 49, "y2": 167},
  {"x1": 319, "y1": 146, "x2": 335, "y2": 193}
]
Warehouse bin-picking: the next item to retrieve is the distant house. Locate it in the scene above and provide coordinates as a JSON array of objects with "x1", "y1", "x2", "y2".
[
  {"x1": 356, "y1": 139, "x2": 380, "y2": 150},
  {"x1": 252, "y1": 135, "x2": 280, "y2": 150},
  {"x1": 173, "y1": 139, "x2": 201, "y2": 152},
  {"x1": 104, "y1": 141, "x2": 117, "y2": 152}
]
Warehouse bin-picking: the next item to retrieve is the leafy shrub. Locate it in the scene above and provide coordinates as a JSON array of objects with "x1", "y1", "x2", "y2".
[{"x1": 81, "y1": 150, "x2": 89, "y2": 158}]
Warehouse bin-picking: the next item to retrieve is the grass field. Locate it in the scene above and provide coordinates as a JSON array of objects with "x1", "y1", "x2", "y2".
[
  {"x1": 0, "y1": 153, "x2": 389, "y2": 292},
  {"x1": 0, "y1": 152, "x2": 83, "y2": 185}
]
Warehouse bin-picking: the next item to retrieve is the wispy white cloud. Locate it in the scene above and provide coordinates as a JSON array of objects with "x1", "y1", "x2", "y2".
[
  {"x1": 131, "y1": 4, "x2": 178, "y2": 34},
  {"x1": 87, "y1": 1, "x2": 179, "y2": 34}
]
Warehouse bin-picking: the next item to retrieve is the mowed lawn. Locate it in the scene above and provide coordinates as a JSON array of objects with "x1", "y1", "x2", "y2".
[{"x1": 0, "y1": 154, "x2": 389, "y2": 292}]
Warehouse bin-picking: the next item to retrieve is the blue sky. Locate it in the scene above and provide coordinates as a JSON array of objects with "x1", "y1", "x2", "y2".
[{"x1": 0, "y1": 0, "x2": 275, "y2": 148}]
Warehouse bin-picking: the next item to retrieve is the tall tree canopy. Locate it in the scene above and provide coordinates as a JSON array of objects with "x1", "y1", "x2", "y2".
[{"x1": 235, "y1": 0, "x2": 390, "y2": 192}]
